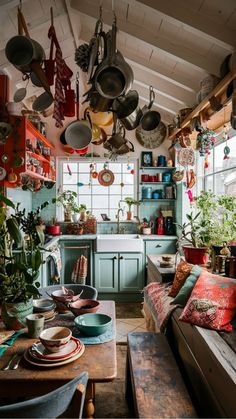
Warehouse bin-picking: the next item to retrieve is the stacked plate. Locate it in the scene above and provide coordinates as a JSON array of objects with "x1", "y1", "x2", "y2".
[
  {"x1": 24, "y1": 337, "x2": 85, "y2": 368},
  {"x1": 33, "y1": 299, "x2": 57, "y2": 322}
]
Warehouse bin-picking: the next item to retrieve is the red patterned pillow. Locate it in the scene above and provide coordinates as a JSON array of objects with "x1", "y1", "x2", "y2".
[
  {"x1": 168, "y1": 259, "x2": 193, "y2": 297},
  {"x1": 179, "y1": 271, "x2": 236, "y2": 331}
]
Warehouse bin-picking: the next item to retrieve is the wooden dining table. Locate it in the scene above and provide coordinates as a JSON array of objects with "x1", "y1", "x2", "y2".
[{"x1": 0, "y1": 300, "x2": 117, "y2": 418}]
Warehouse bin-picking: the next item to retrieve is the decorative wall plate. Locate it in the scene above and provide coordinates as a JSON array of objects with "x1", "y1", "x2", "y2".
[
  {"x1": 98, "y1": 169, "x2": 115, "y2": 186},
  {"x1": 0, "y1": 167, "x2": 6, "y2": 180}
]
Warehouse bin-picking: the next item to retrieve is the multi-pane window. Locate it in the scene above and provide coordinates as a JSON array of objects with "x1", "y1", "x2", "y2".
[
  {"x1": 196, "y1": 131, "x2": 236, "y2": 196},
  {"x1": 57, "y1": 158, "x2": 137, "y2": 221}
]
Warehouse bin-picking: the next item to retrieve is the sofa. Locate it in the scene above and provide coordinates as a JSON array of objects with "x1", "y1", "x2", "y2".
[{"x1": 143, "y1": 259, "x2": 236, "y2": 418}]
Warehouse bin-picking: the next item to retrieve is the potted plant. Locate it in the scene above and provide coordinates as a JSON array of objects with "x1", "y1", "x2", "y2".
[
  {"x1": 0, "y1": 195, "x2": 49, "y2": 329},
  {"x1": 120, "y1": 197, "x2": 140, "y2": 220},
  {"x1": 177, "y1": 191, "x2": 236, "y2": 265},
  {"x1": 52, "y1": 190, "x2": 78, "y2": 222},
  {"x1": 47, "y1": 217, "x2": 61, "y2": 236},
  {"x1": 71, "y1": 203, "x2": 88, "y2": 223}
]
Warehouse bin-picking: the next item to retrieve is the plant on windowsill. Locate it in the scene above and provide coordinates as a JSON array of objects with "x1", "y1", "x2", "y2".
[
  {"x1": 71, "y1": 204, "x2": 87, "y2": 223},
  {"x1": 176, "y1": 191, "x2": 236, "y2": 265},
  {"x1": 0, "y1": 194, "x2": 49, "y2": 330},
  {"x1": 52, "y1": 190, "x2": 78, "y2": 222},
  {"x1": 120, "y1": 197, "x2": 140, "y2": 221}
]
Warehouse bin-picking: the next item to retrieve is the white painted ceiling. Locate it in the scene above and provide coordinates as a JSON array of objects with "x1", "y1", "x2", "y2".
[{"x1": 0, "y1": 0, "x2": 236, "y2": 126}]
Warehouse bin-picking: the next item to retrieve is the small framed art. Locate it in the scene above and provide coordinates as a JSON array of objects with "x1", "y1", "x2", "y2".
[{"x1": 141, "y1": 151, "x2": 153, "y2": 167}]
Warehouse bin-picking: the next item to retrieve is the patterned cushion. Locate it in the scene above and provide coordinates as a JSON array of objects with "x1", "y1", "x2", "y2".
[
  {"x1": 168, "y1": 259, "x2": 193, "y2": 298},
  {"x1": 172, "y1": 265, "x2": 202, "y2": 306},
  {"x1": 179, "y1": 271, "x2": 236, "y2": 332}
]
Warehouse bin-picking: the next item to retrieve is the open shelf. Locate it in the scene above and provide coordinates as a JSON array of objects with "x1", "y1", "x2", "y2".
[
  {"x1": 140, "y1": 182, "x2": 174, "y2": 185},
  {"x1": 141, "y1": 199, "x2": 176, "y2": 202},
  {"x1": 25, "y1": 171, "x2": 56, "y2": 182},
  {"x1": 140, "y1": 166, "x2": 176, "y2": 170}
]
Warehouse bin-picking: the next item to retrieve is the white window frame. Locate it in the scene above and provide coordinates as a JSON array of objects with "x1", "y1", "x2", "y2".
[{"x1": 56, "y1": 157, "x2": 138, "y2": 221}]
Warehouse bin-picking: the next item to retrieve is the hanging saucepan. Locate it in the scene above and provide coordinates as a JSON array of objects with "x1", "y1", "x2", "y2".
[
  {"x1": 85, "y1": 107, "x2": 113, "y2": 127},
  {"x1": 83, "y1": 85, "x2": 113, "y2": 112},
  {"x1": 139, "y1": 86, "x2": 161, "y2": 131},
  {"x1": 113, "y1": 90, "x2": 142, "y2": 130},
  {"x1": 135, "y1": 121, "x2": 167, "y2": 149},
  {"x1": 104, "y1": 116, "x2": 126, "y2": 151},
  {"x1": 94, "y1": 19, "x2": 133, "y2": 99},
  {"x1": 64, "y1": 75, "x2": 92, "y2": 150},
  {"x1": 87, "y1": 17, "x2": 106, "y2": 83}
]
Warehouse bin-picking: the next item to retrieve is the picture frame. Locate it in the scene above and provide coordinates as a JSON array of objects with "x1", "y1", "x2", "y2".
[{"x1": 141, "y1": 151, "x2": 153, "y2": 167}]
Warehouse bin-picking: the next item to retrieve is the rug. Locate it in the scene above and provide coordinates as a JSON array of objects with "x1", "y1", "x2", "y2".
[
  {"x1": 94, "y1": 343, "x2": 135, "y2": 418},
  {"x1": 116, "y1": 302, "x2": 143, "y2": 319}
]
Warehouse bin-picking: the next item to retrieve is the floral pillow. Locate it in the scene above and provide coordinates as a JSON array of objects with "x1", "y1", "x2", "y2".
[
  {"x1": 168, "y1": 259, "x2": 193, "y2": 298},
  {"x1": 179, "y1": 271, "x2": 236, "y2": 332}
]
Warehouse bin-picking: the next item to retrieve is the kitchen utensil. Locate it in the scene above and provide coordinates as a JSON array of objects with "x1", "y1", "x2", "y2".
[
  {"x1": 94, "y1": 22, "x2": 133, "y2": 99},
  {"x1": 113, "y1": 90, "x2": 142, "y2": 130},
  {"x1": 67, "y1": 299, "x2": 100, "y2": 316},
  {"x1": 26, "y1": 313, "x2": 45, "y2": 339},
  {"x1": 139, "y1": 86, "x2": 161, "y2": 131},
  {"x1": 177, "y1": 147, "x2": 195, "y2": 166},
  {"x1": 1, "y1": 353, "x2": 18, "y2": 371},
  {"x1": 11, "y1": 353, "x2": 24, "y2": 370},
  {"x1": 39, "y1": 326, "x2": 72, "y2": 353},
  {"x1": 135, "y1": 121, "x2": 167, "y2": 149},
  {"x1": 13, "y1": 86, "x2": 27, "y2": 102},
  {"x1": 74, "y1": 313, "x2": 112, "y2": 336},
  {"x1": 24, "y1": 343, "x2": 85, "y2": 368},
  {"x1": 33, "y1": 299, "x2": 56, "y2": 312},
  {"x1": 142, "y1": 186, "x2": 152, "y2": 199},
  {"x1": 31, "y1": 337, "x2": 81, "y2": 361},
  {"x1": 32, "y1": 92, "x2": 54, "y2": 112},
  {"x1": 157, "y1": 155, "x2": 166, "y2": 167}
]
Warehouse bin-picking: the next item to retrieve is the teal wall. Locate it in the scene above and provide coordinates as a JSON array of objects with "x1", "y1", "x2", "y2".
[
  {"x1": 32, "y1": 185, "x2": 56, "y2": 223},
  {"x1": 7, "y1": 188, "x2": 32, "y2": 213}
]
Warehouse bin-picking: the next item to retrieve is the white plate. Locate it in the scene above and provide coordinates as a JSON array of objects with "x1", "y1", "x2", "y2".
[
  {"x1": 24, "y1": 343, "x2": 85, "y2": 368},
  {"x1": 30, "y1": 337, "x2": 81, "y2": 361},
  {"x1": 33, "y1": 299, "x2": 56, "y2": 312}
]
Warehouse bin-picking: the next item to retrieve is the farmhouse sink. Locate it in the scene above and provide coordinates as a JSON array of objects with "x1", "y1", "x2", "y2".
[{"x1": 96, "y1": 234, "x2": 144, "y2": 253}]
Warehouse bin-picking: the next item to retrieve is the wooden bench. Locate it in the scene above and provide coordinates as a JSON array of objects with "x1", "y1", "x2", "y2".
[{"x1": 126, "y1": 332, "x2": 197, "y2": 418}]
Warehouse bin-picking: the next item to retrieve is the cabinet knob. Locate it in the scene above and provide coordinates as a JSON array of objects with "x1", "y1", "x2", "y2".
[
  {"x1": 155, "y1": 244, "x2": 162, "y2": 248},
  {"x1": 119, "y1": 256, "x2": 124, "y2": 260},
  {"x1": 113, "y1": 256, "x2": 117, "y2": 260}
]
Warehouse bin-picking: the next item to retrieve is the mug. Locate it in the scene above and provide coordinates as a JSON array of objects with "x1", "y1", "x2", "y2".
[{"x1": 26, "y1": 313, "x2": 45, "y2": 339}]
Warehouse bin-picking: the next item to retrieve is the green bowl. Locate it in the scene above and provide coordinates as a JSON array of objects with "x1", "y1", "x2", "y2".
[{"x1": 74, "y1": 313, "x2": 112, "y2": 336}]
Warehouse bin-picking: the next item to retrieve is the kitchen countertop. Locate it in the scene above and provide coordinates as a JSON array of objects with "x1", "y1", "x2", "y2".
[{"x1": 44, "y1": 234, "x2": 178, "y2": 250}]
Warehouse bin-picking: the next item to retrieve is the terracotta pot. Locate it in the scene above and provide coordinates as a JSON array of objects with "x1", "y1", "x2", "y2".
[
  {"x1": 183, "y1": 246, "x2": 209, "y2": 265},
  {"x1": 126, "y1": 211, "x2": 132, "y2": 221}
]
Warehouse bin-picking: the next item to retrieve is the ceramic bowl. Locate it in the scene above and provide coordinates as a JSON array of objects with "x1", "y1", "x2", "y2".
[
  {"x1": 39, "y1": 326, "x2": 72, "y2": 353},
  {"x1": 33, "y1": 299, "x2": 56, "y2": 313},
  {"x1": 51, "y1": 289, "x2": 74, "y2": 303},
  {"x1": 74, "y1": 313, "x2": 112, "y2": 336},
  {"x1": 68, "y1": 299, "x2": 100, "y2": 316}
]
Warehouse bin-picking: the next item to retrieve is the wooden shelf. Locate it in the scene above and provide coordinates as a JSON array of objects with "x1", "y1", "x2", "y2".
[
  {"x1": 25, "y1": 171, "x2": 56, "y2": 182},
  {"x1": 168, "y1": 67, "x2": 236, "y2": 141},
  {"x1": 26, "y1": 119, "x2": 54, "y2": 149},
  {"x1": 26, "y1": 151, "x2": 50, "y2": 164}
]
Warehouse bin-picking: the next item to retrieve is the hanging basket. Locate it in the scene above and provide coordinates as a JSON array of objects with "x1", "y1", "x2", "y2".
[{"x1": 196, "y1": 127, "x2": 216, "y2": 157}]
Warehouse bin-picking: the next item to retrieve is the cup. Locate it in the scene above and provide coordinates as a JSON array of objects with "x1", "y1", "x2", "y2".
[{"x1": 26, "y1": 313, "x2": 45, "y2": 339}]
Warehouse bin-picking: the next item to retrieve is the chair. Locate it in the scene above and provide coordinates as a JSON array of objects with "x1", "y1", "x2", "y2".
[
  {"x1": 39, "y1": 284, "x2": 98, "y2": 300},
  {"x1": 0, "y1": 372, "x2": 88, "y2": 418}
]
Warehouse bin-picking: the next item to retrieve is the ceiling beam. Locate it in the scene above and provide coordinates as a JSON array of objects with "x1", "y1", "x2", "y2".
[
  {"x1": 135, "y1": 0, "x2": 236, "y2": 49},
  {"x1": 71, "y1": 0, "x2": 222, "y2": 75}
]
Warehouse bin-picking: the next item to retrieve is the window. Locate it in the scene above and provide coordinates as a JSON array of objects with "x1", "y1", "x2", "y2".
[
  {"x1": 57, "y1": 158, "x2": 138, "y2": 221},
  {"x1": 196, "y1": 130, "x2": 236, "y2": 196}
]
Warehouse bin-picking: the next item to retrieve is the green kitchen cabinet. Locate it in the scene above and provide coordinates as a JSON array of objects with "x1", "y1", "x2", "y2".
[
  {"x1": 145, "y1": 239, "x2": 177, "y2": 256},
  {"x1": 94, "y1": 252, "x2": 144, "y2": 299},
  {"x1": 60, "y1": 240, "x2": 93, "y2": 285}
]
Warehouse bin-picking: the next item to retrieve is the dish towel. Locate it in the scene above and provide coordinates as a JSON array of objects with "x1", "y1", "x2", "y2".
[
  {"x1": 0, "y1": 331, "x2": 25, "y2": 357},
  {"x1": 48, "y1": 247, "x2": 62, "y2": 284},
  {"x1": 71, "y1": 255, "x2": 88, "y2": 284}
]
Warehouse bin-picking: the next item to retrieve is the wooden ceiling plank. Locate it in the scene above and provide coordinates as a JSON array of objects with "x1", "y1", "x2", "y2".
[
  {"x1": 135, "y1": 0, "x2": 236, "y2": 48},
  {"x1": 71, "y1": 0, "x2": 222, "y2": 75}
]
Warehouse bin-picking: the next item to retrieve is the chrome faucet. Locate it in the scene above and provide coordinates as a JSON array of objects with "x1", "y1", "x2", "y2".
[{"x1": 116, "y1": 208, "x2": 124, "y2": 234}]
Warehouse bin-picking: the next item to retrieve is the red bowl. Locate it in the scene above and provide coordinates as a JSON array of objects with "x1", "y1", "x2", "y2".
[{"x1": 68, "y1": 299, "x2": 100, "y2": 316}]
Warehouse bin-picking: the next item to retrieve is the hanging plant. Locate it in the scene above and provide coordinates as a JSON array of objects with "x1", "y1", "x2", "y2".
[{"x1": 196, "y1": 127, "x2": 216, "y2": 157}]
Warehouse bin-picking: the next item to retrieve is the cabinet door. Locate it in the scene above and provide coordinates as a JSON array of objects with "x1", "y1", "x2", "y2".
[
  {"x1": 60, "y1": 240, "x2": 92, "y2": 285},
  {"x1": 145, "y1": 240, "x2": 177, "y2": 255},
  {"x1": 94, "y1": 253, "x2": 119, "y2": 293},
  {"x1": 119, "y1": 253, "x2": 144, "y2": 292}
]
